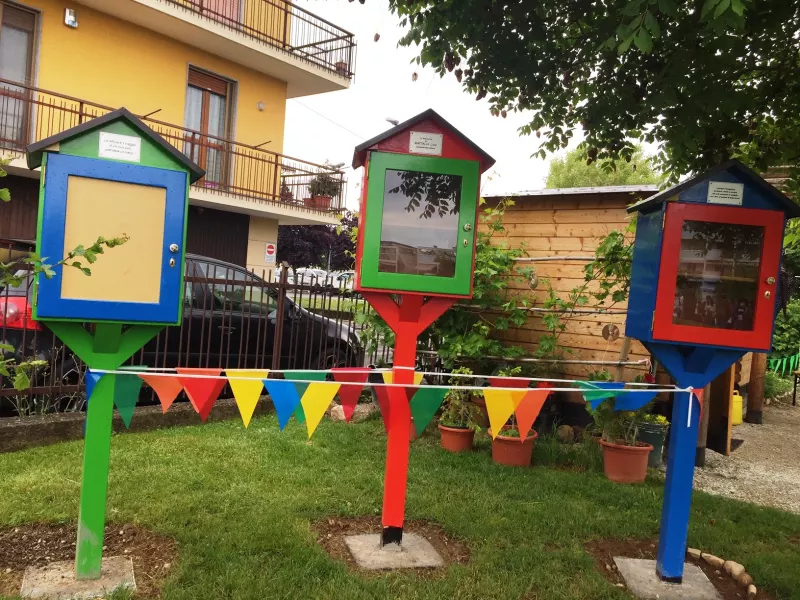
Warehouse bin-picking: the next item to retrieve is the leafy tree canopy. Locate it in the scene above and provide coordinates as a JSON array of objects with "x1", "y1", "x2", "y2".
[
  {"x1": 390, "y1": 0, "x2": 800, "y2": 192},
  {"x1": 546, "y1": 146, "x2": 664, "y2": 188},
  {"x1": 277, "y1": 210, "x2": 356, "y2": 271}
]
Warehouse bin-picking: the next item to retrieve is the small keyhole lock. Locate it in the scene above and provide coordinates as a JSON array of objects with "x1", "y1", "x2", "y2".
[
  {"x1": 169, "y1": 258, "x2": 176, "y2": 267},
  {"x1": 463, "y1": 239, "x2": 469, "y2": 247},
  {"x1": 169, "y1": 243, "x2": 179, "y2": 253},
  {"x1": 765, "y1": 290, "x2": 771, "y2": 299},
  {"x1": 767, "y1": 276, "x2": 776, "y2": 285}
]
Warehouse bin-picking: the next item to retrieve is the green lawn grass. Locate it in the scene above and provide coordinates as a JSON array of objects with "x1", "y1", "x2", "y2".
[{"x1": 2, "y1": 416, "x2": 800, "y2": 599}]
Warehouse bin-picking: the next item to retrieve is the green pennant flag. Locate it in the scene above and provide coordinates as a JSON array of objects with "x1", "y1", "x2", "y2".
[
  {"x1": 573, "y1": 381, "x2": 616, "y2": 402},
  {"x1": 114, "y1": 367, "x2": 146, "y2": 429},
  {"x1": 284, "y1": 371, "x2": 328, "y2": 424},
  {"x1": 409, "y1": 387, "x2": 447, "y2": 437},
  {"x1": 781, "y1": 357, "x2": 788, "y2": 376}
]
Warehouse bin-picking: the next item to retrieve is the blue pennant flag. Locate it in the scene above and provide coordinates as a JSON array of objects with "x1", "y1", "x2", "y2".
[
  {"x1": 579, "y1": 381, "x2": 627, "y2": 410},
  {"x1": 263, "y1": 379, "x2": 302, "y2": 430},
  {"x1": 613, "y1": 390, "x2": 659, "y2": 411},
  {"x1": 86, "y1": 370, "x2": 104, "y2": 402}
]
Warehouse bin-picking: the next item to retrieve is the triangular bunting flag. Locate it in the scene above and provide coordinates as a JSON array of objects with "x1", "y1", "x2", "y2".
[
  {"x1": 693, "y1": 387, "x2": 705, "y2": 424},
  {"x1": 575, "y1": 381, "x2": 625, "y2": 410},
  {"x1": 226, "y1": 369, "x2": 268, "y2": 428},
  {"x1": 114, "y1": 368, "x2": 146, "y2": 429},
  {"x1": 86, "y1": 370, "x2": 103, "y2": 401},
  {"x1": 613, "y1": 390, "x2": 659, "y2": 412},
  {"x1": 382, "y1": 371, "x2": 424, "y2": 385},
  {"x1": 515, "y1": 388, "x2": 550, "y2": 440},
  {"x1": 484, "y1": 388, "x2": 516, "y2": 439},
  {"x1": 488, "y1": 376, "x2": 529, "y2": 406},
  {"x1": 409, "y1": 387, "x2": 447, "y2": 436},
  {"x1": 374, "y1": 384, "x2": 391, "y2": 433},
  {"x1": 139, "y1": 373, "x2": 184, "y2": 413},
  {"x1": 264, "y1": 379, "x2": 302, "y2": 430},
  {"x1": 331, "y1": 368, "x2": 370, "y2": 422},
  {"x1": 284, "y1": 371, "x2": 327, "y2": 424},
  {"x1": 300, "y1": 382, "x2": 341, "y2": 438},
  {"x1": 176, "y1": 368, "x2": 227, "y2": 421}
]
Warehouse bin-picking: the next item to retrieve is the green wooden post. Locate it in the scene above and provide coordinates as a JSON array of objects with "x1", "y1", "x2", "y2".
[{"x1": 47, "y1": 322, "x2": 162, "y2": 580}]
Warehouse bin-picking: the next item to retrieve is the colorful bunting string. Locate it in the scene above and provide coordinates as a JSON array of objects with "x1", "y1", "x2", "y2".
[{"x1": 86, "y1": 367, "x2": 687, "y2": 440}]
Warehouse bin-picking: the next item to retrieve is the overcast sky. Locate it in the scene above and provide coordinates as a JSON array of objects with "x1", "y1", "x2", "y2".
[{"x1": 284, "y1": 0, "x2": 586, "y2": 209}]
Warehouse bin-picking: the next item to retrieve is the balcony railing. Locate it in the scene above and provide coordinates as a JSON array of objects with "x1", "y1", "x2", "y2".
[
  {"x1": 161, "y1": 0, "x2": 356, "y2": 78},
  {"x1": 0, "y1": 78, "x2": 345, "y2": 215}
]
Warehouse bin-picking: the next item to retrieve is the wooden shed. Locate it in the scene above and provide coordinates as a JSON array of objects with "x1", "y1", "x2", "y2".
[{"x1": 482, "y1": 185, "x2": 656, "y2": 380}]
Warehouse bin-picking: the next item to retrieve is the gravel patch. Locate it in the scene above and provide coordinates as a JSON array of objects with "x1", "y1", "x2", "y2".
[{"x1": 694, "y1": 402, "x2": 800, "y2": 514}]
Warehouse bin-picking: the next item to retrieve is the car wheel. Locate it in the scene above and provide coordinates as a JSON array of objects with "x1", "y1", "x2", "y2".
[{"x1": 314, "y1": 348, "x2": 352, "y2": 372}]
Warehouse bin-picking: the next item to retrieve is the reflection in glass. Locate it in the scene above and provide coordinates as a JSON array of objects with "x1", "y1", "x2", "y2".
[
  {"x1": 672, "y1": 221, "x2": 763, "y2": 330},
  {"x1": 378, "y1": 169, "x2": 462, "y2": 277}
]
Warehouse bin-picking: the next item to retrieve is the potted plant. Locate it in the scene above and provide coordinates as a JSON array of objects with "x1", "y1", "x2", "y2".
[
  {"x1": 438, "y1": 367, "x2": 481, "y2": 452},
  {"x1": 489, "y1": 367, "x2": 538, "y2": 467},
  {"x1": 637, "y1": 412, "x2": 669, "y2": 468},
  {"x1": 305, "y1": 172, "x2": 340, "y2": 211},
  {"x1": 590, "y1": 399, "x2": 653, "y2": 483}
]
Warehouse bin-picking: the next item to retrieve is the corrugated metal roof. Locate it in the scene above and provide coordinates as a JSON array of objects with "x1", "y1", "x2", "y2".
[{"x1": 484, "y1": 184, "x2": 660, "y2": 198}]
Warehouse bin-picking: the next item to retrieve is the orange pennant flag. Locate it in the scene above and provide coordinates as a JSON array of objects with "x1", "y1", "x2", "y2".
[
  {"x1": 176, "y1": 368, "x2": 227, "y2": 421},
  {"x1": 515, "y1": 389, "x2": 550, "y2": 440},
  {"x1": 139, "y1": 373, "x2": 184, "y2": 413}
]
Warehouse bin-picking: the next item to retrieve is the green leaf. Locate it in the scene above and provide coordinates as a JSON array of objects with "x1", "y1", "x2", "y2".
[
  {"x1": 701, "y1": 0, "x2": 722, "y2": 19},
  {"x1": 617, "y1": 35, "x2": 634, "y2": 55},
  {"x1": 730, "y1": 0, "x2": 745, "y2": 15},
  {"x1": 633, "y1": 28, "x2": 652, "y2": 53},
  {"x1": 13, "y1": 370, "x2": 31, "y2": 391},
  {"x1": 713, "y1": 0, "x2": 731, "y2": 18},
  {"x1": 644, "y1": 11, "x2": 660, "y2": 38},
  {"x1": 657, "y1": 0, "x2": 678, "y2": 17},
  {"x1": 0, "y1": 188, "x2": 10, "y2": 202},
  {"x1": 0, "y1": 343, "x2": 13, "y2": 352}
]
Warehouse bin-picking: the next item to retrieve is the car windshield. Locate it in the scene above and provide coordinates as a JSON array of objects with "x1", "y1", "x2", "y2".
[{"x1": 192, "y1": 260, "x2": 279, "y2": 311}]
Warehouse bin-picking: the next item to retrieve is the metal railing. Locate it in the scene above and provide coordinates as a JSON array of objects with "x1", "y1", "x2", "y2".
[
  {"x1": 0, "y1": 244, "x2": 391, "y2": 416},
  {"x1": 0, "y1": 78, "x2": 345, "y2": 214},
  {"x1": 162, "y1": 0, "x2": 356, "y2": 78}
]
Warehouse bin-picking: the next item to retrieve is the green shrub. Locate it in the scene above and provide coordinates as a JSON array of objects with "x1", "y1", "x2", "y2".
[
  {"x1": 771, "y1": 298, "x2": 800, "y2": 357},
  {"x1": 764, "y1": 371, "x2": 793, "y2": 400}
]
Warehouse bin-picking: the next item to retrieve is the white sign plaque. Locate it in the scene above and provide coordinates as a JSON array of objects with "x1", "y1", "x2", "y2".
[
  {"x1": 98, "y1": 132, "x2": 142, "y2": 163},
  {"x1": 264, "y1": 242, "x2": 277, "y2": 265},
  {"x1": 707, "y1": 181, "x2": 744, "y2": 206},
  {"x1": 409, "y1": 131, "x2": 443, "y2": 156}
]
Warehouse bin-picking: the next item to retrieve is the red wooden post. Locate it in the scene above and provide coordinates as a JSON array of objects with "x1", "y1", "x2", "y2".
[{"x1": 364, "y1": 293, "x2": 453, "y2": 545}]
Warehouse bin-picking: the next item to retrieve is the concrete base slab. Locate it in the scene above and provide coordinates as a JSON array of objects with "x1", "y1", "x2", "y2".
[
  {"x1": 344, "y1": 533, "x2": 444, "y2": 570},
  {"x1": 613, "y1": 558, "x2": 721, "y2": 600},
  {"x1": 20, "y1": 556, "x2": 136, "y2": 600}
]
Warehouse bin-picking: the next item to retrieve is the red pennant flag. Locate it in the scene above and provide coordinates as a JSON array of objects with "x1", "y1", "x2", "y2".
[
  {"x1": 176, "y1": 368, "x2": 227, "y2": 421},
  {"x1": 693, "y1": 387, "x2": 705, "y2": 424},
  {"x1": 139, "y1": 373, "x2": 184, "y2": 413},
  {"x1": 331, "y1": 368, "x2": 370, "y2": 423},
  {"x1": 374, "y1": 385, "x2": 391, "y2": 433},
  {"x1": 515, "y1": 389, "x2": 550, "y2": 440},
  {"x1": 488, "y1": 376, "x2": 529, "y2": 388}
]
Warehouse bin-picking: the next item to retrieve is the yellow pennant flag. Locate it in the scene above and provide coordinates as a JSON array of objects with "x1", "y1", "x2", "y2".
[
  {"x1": 381, "y1": 371, "x2": 424, "y2": 385},
  {"x1": 226, "y1": 369, "x2": 269, "y2": 428},
  {"x1": 300, "y1": 382, "x2": 341, "y2": 438},
  {"x1": 484, "y1": 389, "x2": 516, "y2": 439}
]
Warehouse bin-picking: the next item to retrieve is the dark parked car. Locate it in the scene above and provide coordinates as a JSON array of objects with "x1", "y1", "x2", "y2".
[{"x1": 1, "y1": 253, "x2": 363, "y2": 409}]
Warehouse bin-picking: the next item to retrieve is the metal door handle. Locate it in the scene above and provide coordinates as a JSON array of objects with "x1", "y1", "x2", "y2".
[
  {"x1": 217, "y1": 325, "x2": 236, "y2": 333},
  {"x1": 170, "y1": 243, "x2": 179, "y2": 253},
  {"x1": 766, "y1": 276, "x2": 776, "y2": 285}
]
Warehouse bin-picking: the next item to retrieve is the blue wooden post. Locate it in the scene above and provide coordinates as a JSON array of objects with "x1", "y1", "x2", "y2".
[{"x1": 656, "y1": 389, "x2": 700, "y2": 582}]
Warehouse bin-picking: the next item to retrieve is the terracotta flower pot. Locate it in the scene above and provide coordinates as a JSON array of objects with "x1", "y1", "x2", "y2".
[
  {"x1": 599, "y1": 439, "x2": 653, "y2": 484},
  {"x1": 438, "y1": 424, "x2": 475, "y2": 452},
  {"x1": 490, "y1": 430, "x2": 538, "y2": 467},
  {"x1": 304, "y1": 195, "x2": 332, "y2": 210}
]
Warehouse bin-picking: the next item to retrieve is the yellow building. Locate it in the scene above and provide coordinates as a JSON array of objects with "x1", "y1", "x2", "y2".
[{"x1": 0, "y1": 0, "x2": 354, "y2": 271}]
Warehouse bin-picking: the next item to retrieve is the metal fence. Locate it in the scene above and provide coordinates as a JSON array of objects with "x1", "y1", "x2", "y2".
[
  {"x1": 0, "y1": 240, "x2": 392, "y2": 416},
  {"x1": 162, "y1": 0, "x2": 356, "y2": 78},
  {"x1": 0, "y1": 78, "x2": 346, "y2": 215}
]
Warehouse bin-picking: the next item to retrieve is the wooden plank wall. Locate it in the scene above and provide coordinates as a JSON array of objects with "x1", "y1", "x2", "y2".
[{"x1": 482, "y1": 191, "x2": 653, "y2": 380}]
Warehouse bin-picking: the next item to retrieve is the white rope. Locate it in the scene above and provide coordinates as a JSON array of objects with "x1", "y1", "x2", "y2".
[{"x1": 88, "y1": 368, "x2": 691, "y2": 395}]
